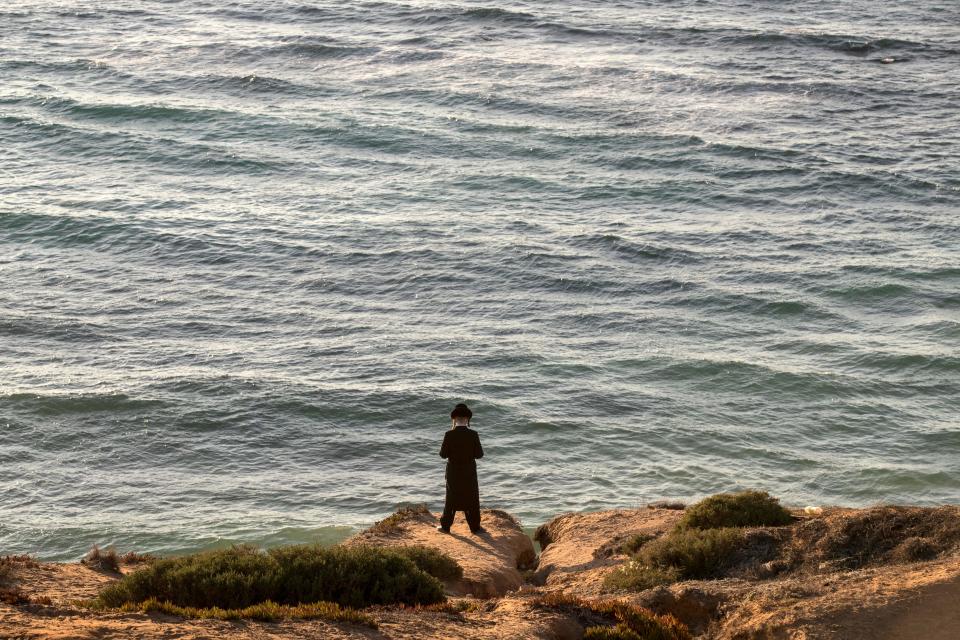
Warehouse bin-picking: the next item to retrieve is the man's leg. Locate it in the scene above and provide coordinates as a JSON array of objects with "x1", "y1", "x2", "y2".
[
  {"x1": 466, "y1": 507, "x2": 481, "y2": 532},
  {"x1": 439, "y1": 503, "x2": 455, "y2": 530}
]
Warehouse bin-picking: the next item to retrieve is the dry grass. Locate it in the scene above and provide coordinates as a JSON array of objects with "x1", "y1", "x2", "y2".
[
  {"x1": 119, "y1": 551, "x2": 157, "y2": 564},
  {"x1": 33, "y1": 594, "x2": 54, "y2": 606},
  {"x1": 0, "y1": 588, "x2": 30, "y2": 605},
  {"x1": 0, "y1": 555, "x2": 39, "y2": 601},
  {"x1": 396, "y1": 599, "x2": 485, "y2": 614},
  {"x1": 89, "y1": 597, "x2": 376, "y2": 626},
  {"x1": 367, "y1": 504, "x2": 434, "y2": 536},
  {"x1": 648, "y1": 501, "x2": 686, "y2": 511},
  {"x1": 83, "y1": 545, "x2": 120, "y2": 572},
  {"x1": 784, "y1": 506, "x2": 960, "y2": 571},
  {"x1": 585, "y1": 624, "x2": 646, "y2": 639},
  {"x1": 0, "y1": 554, "x2": 39, "y2": 585},
  {"x1": 532, "y1": 592, "x2": 691, "y2": 640},
  {"x1": 0, "y1": 555, "x2": 41, "y2": 605}
]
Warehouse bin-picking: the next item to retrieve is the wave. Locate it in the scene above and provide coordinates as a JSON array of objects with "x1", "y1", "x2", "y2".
[
  {"x1": 27, "y1": 95, "x2": 224, "y2": 124},
  {"x1": 175, "y1": 73, "x2": 326, "y2": 97},
  {"x1": 608, "y1": 22, "x2": 958, "y2": 59},
  {"x1": 1, "y1": 109, "x2": 291, "y2": 175},
  {"x1": 568, "y1": 233, "x2": 704, "y2": 265},
  {"x1": 721, "y1": 31, "x2": 946, "y2": 55},
  {"x1": 462, "y1": 7, "x2": 535, "y2": 23},
  {"x1": 172, "y1": 37, "x2": 377, "y2": 62},
  {"x1": 270, "y1": 40, "x2": 379, "y2": 59},
  {"x1": 825, "y1": 283, "x2": 916, "y2": 301},
  {"x1": 840, "y1": 265, "x2": 960, "y2": 282},
  {"x1": 342, "y1": 3, "x2": 953, "y2": 61},
  {"x1": 0, "y1": 211, "x2": 242, "y2": 263},
  {"x1": 1, "y1": 393, "x2": 163, "y2": 416},
  {"x1": 0, "y1": 315, "x2": 117, "y2": 343},
  {"x1": 842, "y1": 351, "x2": 960, "y2": 374}
]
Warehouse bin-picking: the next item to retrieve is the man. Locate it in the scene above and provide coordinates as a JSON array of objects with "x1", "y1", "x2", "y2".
[{"x1": 438, "y1": 403, "x2": 485, "y2": 534}]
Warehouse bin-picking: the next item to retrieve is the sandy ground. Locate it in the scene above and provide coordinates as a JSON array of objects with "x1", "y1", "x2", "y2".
[
  {"x1": 348, "y1": 507, "x2": 537, "y2": 598},
  {"x1": 3, "y1": 504, "x2": 960, "y2": 639},
  {"x1": 711, "y1": 557, "x2": 960, "y2": 640},
  {"x1": 534, "y1": 507, "x2": 684, "y2": 596}
]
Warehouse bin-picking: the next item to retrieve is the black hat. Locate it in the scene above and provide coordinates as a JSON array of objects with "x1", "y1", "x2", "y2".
[{"x1": 450, "y1": 403, "x2": 472, "y2": 419}]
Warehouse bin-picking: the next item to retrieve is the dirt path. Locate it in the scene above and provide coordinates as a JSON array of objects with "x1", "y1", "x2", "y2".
[{"x1": 837, "y1": 570, "x2": 960, "y2": 640}]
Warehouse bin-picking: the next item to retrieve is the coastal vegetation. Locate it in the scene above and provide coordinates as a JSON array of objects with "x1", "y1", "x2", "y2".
[
  {"x1": 95, "y1": 543, "x2": 459, "y2": 617},
  {"x1": 0, "y1": 555, "x2": 41, "y2": 607},
  {"x1": 82, "y1": 545, "x2": 120, "y2": 572},
  {"x1": 88, "y1": 597, "x2": 377, "y2": 626},
  {"x1": 673, "y1": 490, "x2": 793, "y2": 531},
  {"x1": 391, "y1": 544, "x2": 463, "y2": 580},
  {"x1": 783, "y1": 505, "x2": 960, "y2": 570},
  {"x1": 638, "y1": 527, "x2": 747, "y2": 579},
  {"x1": 532, "y1": 592, "x2": 691, "y2": 640},
  {"x1": 605, "y1": 491, "x2": 793, "y2": 591},
  {"x1": 605, "y1": 494, "x2": 960, "y2": 594},
  {"x1": 368, "y1": 504, "x2": 434, "y2": 535},
  {"x1": 618, "y1": 533, "x2": 657, "y2": 556},
  {"x1": 3, "y1": 501, "x2": 960, "y2": 638}
]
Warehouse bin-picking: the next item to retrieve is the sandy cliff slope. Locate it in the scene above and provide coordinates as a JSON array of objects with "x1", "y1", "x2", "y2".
[
  {"x1": 348, "y1": 506, "x2": 537, "y2": 598},
  {"x1": 3, "y1": 503, "x2": 960, "y2": 639}
]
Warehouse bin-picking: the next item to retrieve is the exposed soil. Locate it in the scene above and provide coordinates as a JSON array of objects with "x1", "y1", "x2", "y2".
[
  {"x1": 3, "y1": 504, "x2": 959, "y2": 639},
  {"x1": 533, "y1": 507, "x2": 683, "y2": 596},
  {"x1": 348, "y1": 507, "x2": 537, "y2": 598}
]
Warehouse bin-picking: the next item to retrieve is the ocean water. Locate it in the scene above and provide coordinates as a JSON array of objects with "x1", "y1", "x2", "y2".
[{"x1": 1, "y1": 0, "x2": 958, "y2": 561}]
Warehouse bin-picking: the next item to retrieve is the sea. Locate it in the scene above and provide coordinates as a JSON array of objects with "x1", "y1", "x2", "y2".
[{"x1": 1, "y1": 0, "x2": 958, "y2": 561}]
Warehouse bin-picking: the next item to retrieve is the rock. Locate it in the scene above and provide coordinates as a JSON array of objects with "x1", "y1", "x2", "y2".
[
  {"x1": 636, "y1": 584, "x2": 726, "y2": 635},
  {"x1": 533, "y1": 508, "x2": 683, "y2": 596},
  {"x1": 648, "y1": 501, "x2": 687, "y2": 511},
  {"x1": 754, "y1": 560, "x2": 789, "y2": 579},
  {"x1": 348, "y1": 506, "x2": 536, "y2": 598},
  {"x1": 713, "y1": 559, "x2": 960, "y2": 640}
]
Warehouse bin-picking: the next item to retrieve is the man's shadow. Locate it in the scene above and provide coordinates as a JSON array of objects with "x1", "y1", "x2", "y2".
[{"x1": 440, "y1": 523, "x2": 491, "y2": 552}]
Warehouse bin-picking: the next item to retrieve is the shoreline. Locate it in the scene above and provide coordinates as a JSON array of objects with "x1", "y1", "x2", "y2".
[
  {"x1": 3, "y1": 494, "x2": 960, "y2": 639},
  {"x1": 13, "y1": 498, "x2": 938, "y2": 565}
]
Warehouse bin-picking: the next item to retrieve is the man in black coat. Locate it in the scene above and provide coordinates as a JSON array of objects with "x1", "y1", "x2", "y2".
[{"x1": 438, "y1": 403, "x2": 485, "y2": 534}]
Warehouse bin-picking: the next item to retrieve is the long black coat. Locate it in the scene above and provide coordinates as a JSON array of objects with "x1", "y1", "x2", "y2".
[{"x1": 439, "y1": 426, "x2": 484, "y2": 510}]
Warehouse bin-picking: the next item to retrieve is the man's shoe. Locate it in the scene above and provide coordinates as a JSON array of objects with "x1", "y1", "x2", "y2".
[
  {"x1": 470, "y1": 527, "x2": 487, "y2": 535},
  {"x1": 436, "y1": 526, "x2": 451, "y2": 534}
]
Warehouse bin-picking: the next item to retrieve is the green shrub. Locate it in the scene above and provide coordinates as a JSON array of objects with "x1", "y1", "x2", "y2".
[
  {"x1": 676, "y1": 491, "x2": 792, "y2": 531},
  {"x1": 393, "y1": 545, "x2": 463, "y2": 580},
  {"x1": 638, "y1": 528, "x2": 745, "y2": 579},
  {"x1": 97, "y1": 543, "x2": 445, "y2": 611},
  {"x1": 619, "y1": 533, "x2": 657, "y2": 556},
  {"x1": 603, "y1": 563, "x2": 680, "y2": 592}
]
